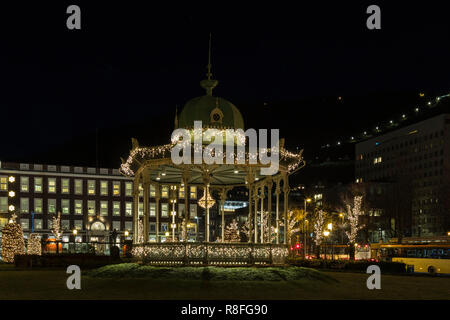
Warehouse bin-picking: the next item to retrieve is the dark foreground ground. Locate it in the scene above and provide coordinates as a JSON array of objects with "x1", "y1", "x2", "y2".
[{"x1": 0, "y1": 265, "x2": 448, "y2": 300}]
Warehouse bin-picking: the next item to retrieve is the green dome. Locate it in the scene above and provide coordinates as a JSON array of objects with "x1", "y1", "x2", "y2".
[{"x1": 178, "y1": 94, "x2": 245, "y2": 130}]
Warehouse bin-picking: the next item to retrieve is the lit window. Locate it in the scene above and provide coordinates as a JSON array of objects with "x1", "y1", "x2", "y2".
[
  {"x1": 125, "y1": 182, "x2": 133, "y2": 196},
  {"x1": 100, "y1": 201, "x2": 108, "y2": 216},
  {"x1": 0, "y1": 197, "x2": 8, "y2": 213},
  {"x1": 190, "y1": 186, "x2": 197, "y2": 199},
  {"x1": 88, "y1": 200, "x2": 96, "y2": 215},
  {"x1": 113, "y1": 181, "x2": 120, "y2": 196},
  {"x1": 179, "y1": 186, "x2": 185, "y2": 199},
  {"x1": 74, "y1": 179, "x2": 83, "y2": 195},
  {"x1": 150, "y1": 203, "x2": 156, "y2": 217},
  {"x1": 20, "y1": 177, "x2": 29, "y2": 192},
  {"x1": 112, "y1": 221, "x2": 121, "y2": 231},
  {"x1": 34, "y1": 198, "x2": 43, "y2": 213},
  {"x1": 48, "y1": 199, "x2": 56, "y2": 214},
  {"x1": 113, "y1": 201, "x2": 120, "y2": 216},
  {"x1": 34, "y1": 177, "x2": 42, "y2": 193},
  {"x1": 75, "y1": 200, "x2": 83, "y2": 215},
  {"x1": 61, "y1": 178, "x2": 70, "y2": 194},
  {"x1": 20, "y1": 198, "x2": 29, "y2": 213},
  {"x1": 190, "y1": 204, "x2": 197, "y2": 218},
  {"x1": 47, "y1": 178, "x2": 56, "y2": 193},
  {"x1": 100, "y1": 181, "x2": 108, "y2": 196},
  {"x1": 74, "y1": 220, "x2": 83, "y2": 230},
  {"x1": 150, "y1": 185, "x2": 156, "y2": 197},
  {"x1": 125, "y1": 202, "x2": 132, "y2": 216},
  {"x1": 178, "y1": 203, "x2": 185, "y2": 217},
  {"x1": 0, "y1": 176, "x2": 7, "y2": 191},
  {"x1": 161, "y1": 203, "x2": 168, "y2": 217},
  {"x1": 88, "y1": 180, "x2": 96, "y2": 195},
  {"x1": 124, "y1": 221, "x2": 132, "y2": 231},
  {"x1": 161, "y1": 186, "x2": 169, "y2": 198},
  {"x1": 20, "y1": 219, "x2": 29, "y2": 230},
  {"x1": 138, "y1": 201, "x2": 143, "y2": 216},
  {"x1": 61, "y1": 199, "x2": 70, "y2": 214},
  {"x1": 34, "y1": 219, "x2": 43, "y2": 230}
]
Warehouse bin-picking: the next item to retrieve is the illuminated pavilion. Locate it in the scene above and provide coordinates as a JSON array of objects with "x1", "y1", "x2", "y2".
[{"x1": 119, "y1": 54, "x2": 305, "y2": 264}]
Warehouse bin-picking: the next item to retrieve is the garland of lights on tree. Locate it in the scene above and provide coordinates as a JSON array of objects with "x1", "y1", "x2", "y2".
[
  {"x1": 1, "y1": 214, "x2": 25, "y2": 263},
  {"x1": 344, "y1": 196, "x2": 365, "y2": 244}
]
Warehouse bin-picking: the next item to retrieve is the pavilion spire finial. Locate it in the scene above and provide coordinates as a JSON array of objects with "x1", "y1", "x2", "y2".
[
  {"x1": 200, "y1": 33, "x2": 218, "y2": 96},
  {"x1": 207, "y1": 33, "x2": 212, "y2": 80}
]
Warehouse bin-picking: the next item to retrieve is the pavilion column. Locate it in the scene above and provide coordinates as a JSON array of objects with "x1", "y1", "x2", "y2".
[
  {"x1": 220, "y1": 189, "x2": 227, "y2": 243},
  {"x1": 155, "y1": 184, "x2": 161, "y2": 243},
  {"x1": 142, "y1": 178, "x2": 150, "y2": 243},
  {"x1": 247, "y1": 183, "x2": 253, "y2": 243},
  {"x1": 170, "y1": 186, "x2": 177, "y2": 242},
  {"x1": 260, "y1": 186, "x2": 265, "y2": 243},
  {"x1": 267, "y1": 179, "x2": 273, "y2": 243},
  {"x1": 183, "y1": 175, "x2": 189, "y2": 242},
  {"x1": 132, "y1": 175, "x2": 140, "y2": 244},
  {"x1": 254, "y1": 186, "x2": 259, "y2": 243},
  {"x1": 204, "y1": 184, "x2": 210, "y2": 242},
  {"x1": 283, "y1": 175, "x2": 290, "y2": 245},
  {"x1": 275, "y1": 179, "x2": 280, "y2": 244}
]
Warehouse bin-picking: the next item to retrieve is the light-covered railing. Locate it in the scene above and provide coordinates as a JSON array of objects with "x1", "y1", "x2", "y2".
[{"x1": 132, "y1": 242, "x2": 288, "y2": 265}]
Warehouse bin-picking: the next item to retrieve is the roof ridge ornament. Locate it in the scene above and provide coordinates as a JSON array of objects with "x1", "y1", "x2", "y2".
[{"x1": 200, "y1": 33, "x2": 218, "y2": 96}]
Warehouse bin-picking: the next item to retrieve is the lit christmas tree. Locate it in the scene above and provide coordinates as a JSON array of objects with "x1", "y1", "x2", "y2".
[
  {"x1": 1, "y1": 214, "x2": 25, "y2": 263},
  {"x1": 27, "y1": 233, "x2": 42, "y2": 256},
  {"x1": 224, "y1": 219, "x2": 240, "y2": 242}
]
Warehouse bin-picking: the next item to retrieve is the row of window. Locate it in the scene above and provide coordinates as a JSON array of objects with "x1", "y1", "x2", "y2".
[
  {"x1": 18, "y1": 219, "x2": 184, "y2": 233},
  {"x1": 0, "y1": 197, "x2": 198, "y2": 218},
  {"x1": 0, "y1": 176, "x2": 198, "y2": 199}
]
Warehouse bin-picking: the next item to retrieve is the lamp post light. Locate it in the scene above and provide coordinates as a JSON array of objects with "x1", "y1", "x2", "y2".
[
  {"x1": 303, "y1": 198, "x2": 312, "y2": 259},
  {"x1": 323, "y1": 230, "x2": 330, "y2": 260}
]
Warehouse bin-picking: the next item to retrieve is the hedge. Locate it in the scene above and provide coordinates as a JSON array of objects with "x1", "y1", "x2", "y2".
[{"x1": 287, "y1": 258, "x2": 406, "y2": 274}]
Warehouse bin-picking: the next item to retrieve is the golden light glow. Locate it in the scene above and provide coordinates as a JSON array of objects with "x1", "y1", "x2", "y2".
[
  {"x1": 165, "y1": 231, "x2": 170, "y2": 237},
  {"x1": 419, "y1": 92, "x2": 425, "y2": 97},
  {"x1": 339, "y1": 213, "x2": 344, "y2": 218},
  {"x1": 306, "y1": 198, "x2": 312, "y2": 203},
  {"x1": 72, "y1": 229, "x2": 77, "y2": 235},
  {"x1": 8, "y1": 176, "x2": 15, "y2": 183},
  {"x1": 8, "y1": 205, "x2": 15, "y2": 211},
  {"x1": 327, "y1": 223, "x2": 333, "y2": 231},
  {"x1": 274, "y1": 228, "x2": 278, "y2": 233},
  {"x1": 8, "y1": 191, "x2": 15, "y2": 197},
  {"x1": 323, "y1": 230, "x2": 330, "y2": 237},
  {"x1": 124, "y1": 230, "x2": 129, "y2": 237}
]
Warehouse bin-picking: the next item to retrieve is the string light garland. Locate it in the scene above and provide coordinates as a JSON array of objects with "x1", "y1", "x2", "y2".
[
  {"x1": 51, "y1": 212, "x2": 63, "y2": 240},
  {"x1": 1, "y1": 214, "x2": 25, "y2": 263},
  {"x1": 320, "y1": 93, "x2": 450, "y2": 150}
]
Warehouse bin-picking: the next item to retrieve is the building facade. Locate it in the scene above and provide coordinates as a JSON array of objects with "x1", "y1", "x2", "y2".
[
  {"x1": 0, "y1": 161, "x2": 202, "y2": 246},
  {"x1": 355, "y1": 113, "x2": 450, "y2": 237}
]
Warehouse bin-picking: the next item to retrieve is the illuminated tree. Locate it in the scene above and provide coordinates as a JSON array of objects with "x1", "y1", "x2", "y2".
[
  {"x1": 313, "y1": 209, "x2": 326, "y2": 246},
  {"x1": 180, "y1": 218, "x2": 187, "y2": 242},
  {"x1": 137, "y1": 218, "x2": 144, "y2": 244},
  {"x1": 224, "y1": 219, "x2": 240, "y2": 242},
  {"x1": 1, "y1": 214, "x2": 25, "y2": 263},
  {"x1": 51, "y1": 212, "x2": 63, "y2": 240},
  {"x1": 27, "y1": 233, "x2": 42, "y2": 256},
  {"x1": 343, "y1": 196, "x2": 366, "y2": 260}
]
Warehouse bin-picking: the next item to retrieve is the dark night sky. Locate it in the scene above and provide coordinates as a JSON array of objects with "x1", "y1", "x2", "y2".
[{"x1": 0, "y1": 2, "x2": 449, "y2": 168}]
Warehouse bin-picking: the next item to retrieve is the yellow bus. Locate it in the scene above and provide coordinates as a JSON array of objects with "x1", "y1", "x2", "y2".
[{"x1": 371, "y1": 236, "x2": 450, "y2": 274}]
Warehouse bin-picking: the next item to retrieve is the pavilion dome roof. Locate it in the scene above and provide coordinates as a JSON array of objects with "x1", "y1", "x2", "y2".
[{"x1": 178, "y1": 93, "x2": 245, "y2": 130}]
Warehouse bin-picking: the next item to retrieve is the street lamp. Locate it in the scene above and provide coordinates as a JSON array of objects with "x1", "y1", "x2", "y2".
[
  {"x1": 323, "y1": 230, "x2": 330, "y2": 260},
  {"x1": 303, "y1": 198, "x2": 312, "y2": 259}
]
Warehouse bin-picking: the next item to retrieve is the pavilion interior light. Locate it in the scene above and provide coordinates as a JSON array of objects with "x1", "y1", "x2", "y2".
[
  {"x1": 198, "y1": 188, "x2": 215, "y2": 209},
  {"x1": 1, "y1": 214, "x2": 25, "y2": 263}
]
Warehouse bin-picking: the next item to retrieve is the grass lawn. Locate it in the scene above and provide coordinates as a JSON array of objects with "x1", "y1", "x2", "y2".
[{"x1": 0, "y1": 264, "x2": 448, "y2": 300}]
